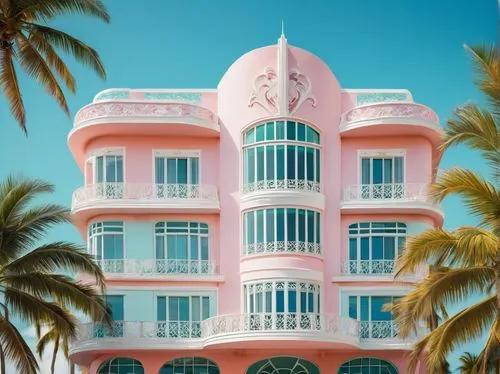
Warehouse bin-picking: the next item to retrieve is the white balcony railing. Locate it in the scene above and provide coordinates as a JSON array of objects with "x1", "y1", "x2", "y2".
[
  {"x1": 343, "y1": 183, "x2": 429, "y2": 202},
  {"x1": 72, "y1": 183, "x2": 219, "y2": 208},
  {"x1": 341, "y1": 260, "x2": 395, "y2": 275},
  {"x1": 96, "y1": 259, "x2": 217, "y2": 275},
  {"x1": 360, "y1": 321, "x2": 400, "y2": 340},
  {"x1": 243, "y1": 179, "x2": 321, "y2": 194},
  {"x1": 76, "y1": 320, "x2": 202, "y2": 341},
  {"x1": 341, "y1": 102, "x2": 439, "y2": 125},
  {"x1": 243, "y1": 241, "x2": 321, "y2": 256},
  {"x1": 201, "y1": 313, "x2": 359, "y2": 339}
]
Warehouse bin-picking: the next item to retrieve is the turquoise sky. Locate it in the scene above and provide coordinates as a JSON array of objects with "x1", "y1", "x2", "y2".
[{"x1": 0, "y1": 0, "x2": 497, "y2": 372}]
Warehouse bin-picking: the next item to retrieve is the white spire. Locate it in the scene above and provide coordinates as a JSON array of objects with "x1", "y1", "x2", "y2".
[{"x1": 277, "y1": 22, "x2": 288, "y2": 115}]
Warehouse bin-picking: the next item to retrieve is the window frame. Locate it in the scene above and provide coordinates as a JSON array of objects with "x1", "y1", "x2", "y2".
[
  {"x1": 357, "y1": 149, "x2": 406, "y2": 185},
  {"x1": 152, "y1": 149, "x2": 202, "y2": 184},
  {"x1": 88, "y1": 221, "x2": 126, "y2": 260}
]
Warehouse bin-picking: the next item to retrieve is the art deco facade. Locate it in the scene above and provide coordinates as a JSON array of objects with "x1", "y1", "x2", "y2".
[{"x1": 68, "y1": 34, "x2": 443, "y2": 374}]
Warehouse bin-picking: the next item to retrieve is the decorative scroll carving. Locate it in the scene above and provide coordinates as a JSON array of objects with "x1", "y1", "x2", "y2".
[{"x1": 288, "y1": 69, "x2": 316, "y2": 114}]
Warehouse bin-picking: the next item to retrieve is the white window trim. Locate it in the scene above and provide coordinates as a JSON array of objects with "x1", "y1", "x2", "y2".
[
  {"x1": 241, "y1": 280, "x2": 322, "y2": 314},
  {"x1": 346, "y1": 222, "x2": 407, "y2": 262},
  {"x1": 153, "y1": 290, "x2": 218, "y2": 320},
  {"x1": 338, "y1": 286, "x2": 412, "y2": 317},
  {"x1": 87, "y1": 220, "x2": 127, "y2": 259},
  {"x1": 357, "y1": 149, "x2": 406, "y2": 184},
  {"x1": 154, "y1": 221, "x2": 211, "y2": 261},
  {"x1": 152, "y1": 149, "x2": 202, "y2": 184},
  {"x1": 85, "y1": 147, "x2": 126, "y2": 185}
]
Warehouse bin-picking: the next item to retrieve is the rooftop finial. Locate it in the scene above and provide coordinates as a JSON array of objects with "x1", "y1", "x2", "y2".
[{"x1": 281, "y1": 20, "x2": 285, "y2": 37}]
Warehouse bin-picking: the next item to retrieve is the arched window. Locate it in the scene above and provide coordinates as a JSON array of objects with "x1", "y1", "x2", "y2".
[
  {"x1": 159, "y1": 357, "x2": 219, "y2": 374},
  {"x1": 98, "y1": 357, "x2": 144, "y2": 374},
  {"x1": 242, "y1": 120, "x2": 320, "y2": 193},
  {"x1": 346, "y1": 222, "x2": 406, "y2": 274},
  {"x1": 338, "y1": 358, "x2": 398, "y2": 374},
  {"x1": 247, "y1": 357, "x2": 319, "y2": 374},
  {"x1": 154, "y1": 222, "x2": 210, "y2": 273},
  {"x1": 243, "y1": 207, "x2": 321, "y2": 255}
]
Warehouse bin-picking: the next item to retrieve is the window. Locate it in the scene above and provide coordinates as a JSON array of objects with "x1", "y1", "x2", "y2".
[
  {"x1": 88, "y1": 221, "x2": 124, "y2": 272},
  {"x1": 360, "y1": 155, "x2": 404, "y2": 199},
  {"x1": 89, "y1": 153, "x2": 124, "y2": 198},
  {"x1": 98, "y1": 357, "x2": 144, "y2": 374},
  {"x1": 348, "y1": 295, "x2": 401, "y2": 339},
  {"x1": 243, "y1": 120, "x2": 320, "y2": 193},
  {"x1": 338, "y1": 358, "x2": 398, "y2": 374},
  {"x1": 247, "y1": 357, "x2": 319, "y2": 374},
  {"x1": 156, "y1": 296, "x2": 211, "y2": 338},
  {"x1": 94, "y1": 295, "x2": 124, "y2": 338},
  {"x1": 347, "y1": 222, "x2": 406, "y2": 274},
  {"x1": 155, "y1": 222, "x2": 210, "y2": 273},
  {"x1": 154, "y1": 154, "x2": 200, "y2": 198},
  {"x1": 159, "y1": 357, "x2": 219, "y2": 374},
  {"x1": 243, "y1": 208, "x2": 321, "y2": 255}
]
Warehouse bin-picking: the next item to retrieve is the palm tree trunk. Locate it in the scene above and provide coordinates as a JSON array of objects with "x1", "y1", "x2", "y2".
[
  {"x1": 497, "y1": 243, "x2": 500, "y2": 312},
  {"x1": 51, "y1": 338, "x2": 59, "y2": 374},
  {"x1": 0, "y1": 344, "x2": 5, "y2": 374},
  {"x1": 70, "y1": 363, "x2": 75, "y2": 374}
]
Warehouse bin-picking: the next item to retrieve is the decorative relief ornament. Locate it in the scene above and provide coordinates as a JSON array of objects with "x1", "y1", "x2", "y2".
[
  {"x1": 288, "y1": 69, "x2": 316, "y2": 114},
  {"x1": 248, "y1": 68, "x2": 278, "y2": 113}
]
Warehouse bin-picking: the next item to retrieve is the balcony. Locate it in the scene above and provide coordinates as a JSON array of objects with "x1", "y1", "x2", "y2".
[
  {"x1": 201, "y1": 313, "x2": 359, "y2": 349},
  {"x1": 340, "y1": 102, "x2": 442, "y2": 144},
  {"x1": 342, "y1": 260, "x2": 395, "y2": 275},
  {"x1": 341, "y1": 183, "x2": 443, "y2": 223},
  {"x1": 96, "y1": 259, "x2": 223, "y2": 282},
  {"x1": 359, "y1": 321, "x2": 420, "y2": 349},
  {"x1": 240, "y1": 179, "x2": 324, "y2": 211},
  {"x1": 71, "y1": 183, "x2": 220, "y2": 221},
  {"x1": 70, "y1": 320, "x2": 205, "y2": 360},
  {"x1": 243, "y1": 241, "x2": 321, "y2": 256},
  {"x1": 68, "y1": 90, "x2": 220, "y2": 165}
]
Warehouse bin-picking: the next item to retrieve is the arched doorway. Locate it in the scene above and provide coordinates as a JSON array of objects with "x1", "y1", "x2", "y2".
[
  {"x1": 247, "y1": 356, "x2": 319, "y2": 374},
  {"x1": 338, "y1": 358, "x2": 398, "y2": 374},
  {"x1": 98, "y1": 357, "x2": 144, "y2": 374},
  {"x1": 159, "y1": 357, "x2": 219, "y2": 374}
]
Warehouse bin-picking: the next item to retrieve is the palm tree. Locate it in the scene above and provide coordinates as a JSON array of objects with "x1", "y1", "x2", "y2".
[
  {"x1": 391, "y1": 44, "x2": 500, "y2": 374},
  {"x1": 0, "y1": 0, "x2": 110, "y2": 134},
  {"x1": 36, "y1": 321, "x2": 75, "y2": 374},
  {"x1": 459, "y1": 352, "x2": 480, "y2": 374},
  {"x1": 0, "y1": 175, "x2": 111, "y2": 374}
]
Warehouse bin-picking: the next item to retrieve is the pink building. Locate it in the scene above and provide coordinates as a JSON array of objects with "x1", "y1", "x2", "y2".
[{"x1": 68, "y1": 34, "x2": 443, "y2": 374}]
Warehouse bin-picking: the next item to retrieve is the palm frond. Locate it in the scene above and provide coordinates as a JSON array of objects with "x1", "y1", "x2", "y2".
[
  {"x1": 3, "y1": 241, "x2": 106, "y2": 290},
  {"x1": 24, "y1": 22, "x2": 106, "y2": 79},
  {"x1": 36, "y1": 327, "x2": 58, "y2": 358},
  {"x1": 0, "y1": 175, "x2": 54, "y2": 229},
  {"x1": 465, "y1": 44, "x2": 500, "y2": 112},
  {"x1": 0, "y1": 204, "x2": 70, "y2": 264},
  {"x1": 15, "y1": 0, "x2": 110, "y2": 23},
  {"x1": 4, "y1": 288, "x2": 77, "y2": 337},
  {"x1": 28, "y1": 30, "x2": 76, "y2": 92},
  {"x1": 395, "y1": 227, "x2": 497, "y2": 276},
  {"x1": 426, "y1": 295, "x2": 497, "y2": 370},
  {"x1": 0, "y1": 45, "x2": 26, "y2": 132},
  {"x1": 1, "y1": 273, "x2": 111, "y2": 323},
  {"x1": 0, "y1": 316, "x2": 39, "y2": 374},
  {"x1": 431, "y1": 167, "x2": 500, "y2": 226},
  {"x1": 15, "y1": 32, "x2": 69, "y2": 115}
]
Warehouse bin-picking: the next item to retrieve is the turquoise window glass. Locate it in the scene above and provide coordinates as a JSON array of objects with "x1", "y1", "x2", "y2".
[
  {"x1": 155, "y1": 156, "x2": 199, "y2": 184},
  {"x1": 95, "y1": 155, "x2": 123, "y2": 183},
  {"x1": 247, "y1": 357, "x2": 319, "y2": 374},
  {"x1": 242, "y1": 120, "x2": 320, "y2": 192},
  {"x1": 98, "y1": 358, "x2": 144, "y2": 374},
  {"x1": 361, "y1": 156, "x2": 404, "y2": 185},
  {"x1": 338, "y1": 358, "x2": 398, "y2": 374},
  {"x1": 159, "y1": 357, "x2": 220, "y2": 374},
  {"x1": 88, "y1": 221, "x2": 123, "y2": 261}
]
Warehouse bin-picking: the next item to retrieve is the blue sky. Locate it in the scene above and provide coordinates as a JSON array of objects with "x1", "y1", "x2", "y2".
[{"x1": 0, "y1": 0, "x2": 497, "y2": 372}]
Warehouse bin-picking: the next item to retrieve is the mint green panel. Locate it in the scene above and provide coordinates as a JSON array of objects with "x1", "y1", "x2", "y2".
[
  {"x1": 121, "y1": 290, "x2": 155, "y2": 321},
  {"x1": 406, "y1": 222, "x2": 432, "y2": 236},
  {"x1": 124, "y1": 222, "x2": 155, "y2": 260}
]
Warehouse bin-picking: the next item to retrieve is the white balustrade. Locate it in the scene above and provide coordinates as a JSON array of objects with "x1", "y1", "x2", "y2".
[
  {"x1": 341, "y1": 260, "x2": 395, "y2": 275},
  {"x1": 341, "y1": 102, "x2": 439, "y2": 125},
  {"x1": 74, "y1": 101, "x2": 218, "y2": 127},
  {"x1": 243, "y1": 241, "x2": 321, "y2": 256},
  {"x1": 96, "y1": 259, "x2": 217, "y2": 275},
  {"x1": 201, "y1": 313, "x2": 359, "y2": 339},
  {"x1": 243, "y1": 179, "x2": 321, "y2": 194},
  {"x1": 72, "y1": 183, "x2": 219, "y2": 208},
  {"x1": 359, "y1": 321, "x2": 400, "y2": 340},
  {"x1": 76, "y1": 321, "x2": 202, "y2": 341},
  {"x1": 343, "y1": 183, "x2": 430, "y2": 202}
]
